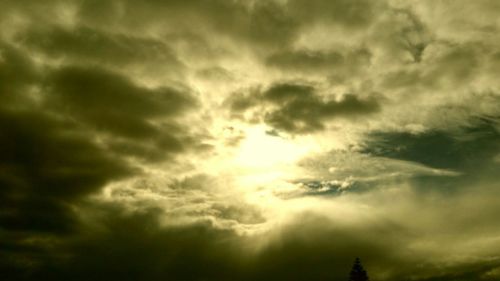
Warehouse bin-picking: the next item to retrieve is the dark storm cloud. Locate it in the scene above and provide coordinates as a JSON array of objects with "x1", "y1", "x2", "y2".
[
  {"x1": 0, "y1": 40, "x2": 201, "y2": 274},
  {"x1": 44, "y1": 65, "x2": 200, "y2": 162},
  {"x1": 405, "y1": 259, "x2": 500, "y2": 281},
  {"x1": 74, "y1": 0, "x2": 382, "y2": 53},
  {"x1": 2, "y1": 204, "x2": 415, "y2": 281},
  {"x1": 0, "y1": 45, "x2": 134, "y2": 235},
  {"x1": 77, "y1": 0, "x2": 299, "y2": 49},
  {"x1": 0, "y1": 108, "x2": 134, "y2": 234},
  {"x1": 0, "y1": 44, "x2": 40, "y2": 104},
  {"x1": 247, "y1": 214, "x2": 409, "y2": 281},
  {"x1": 227, "y1": 83, "x2": 380, "y2": 134},
  {"x1": 31, "y1": 207, "x2": 244, "y2": 281},
  {"x1": 2, "y1": 1, "x2": 500, "y2": 281},
  {"x1": 362, "y1": 116, "x2": 500, "y2": 172},
  {"x1": 2, "y1": 205, "x2": 245, "y2": 280},
  {"x1": 1, "y1": 0, "x2": 383, "y2": 74},
  {"x1": 48, "y1": 66, "x2": 194, "y2": 138},
  {"x1": 263, "y1": 85, "x2": 380, "y2": 133},
  {"x1": 24, "y1": 205, "x2": 499, "y2": 281},
  {"x1": 19, "y1": 25, "x2": 183, "y2": 70},
  {"x1": 1, "y1": 0, "x2": 200, "y2": 240},
  {"x1": 22, "y1": 208, "x2": 497, "y2": 281}
]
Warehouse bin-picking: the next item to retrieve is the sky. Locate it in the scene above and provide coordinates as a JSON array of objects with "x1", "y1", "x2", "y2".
[{"x1": 1, "y1": 0, "x2": 500, "y2": 280}]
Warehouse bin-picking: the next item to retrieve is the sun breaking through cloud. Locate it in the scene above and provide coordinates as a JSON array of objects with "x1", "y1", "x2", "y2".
[{"x1": 1, "y1": 1, "x2": 500, "y2": 280}]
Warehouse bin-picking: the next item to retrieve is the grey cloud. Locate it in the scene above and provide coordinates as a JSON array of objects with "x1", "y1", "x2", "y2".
[
  {"x1": 1, "y1": 0, "x2": 382, "y2": 72},
  {"x1": 0, "y1": 108, "x2": 134, "y2": 235},
  {"x1": 239, "y1": 1, "x2": 299, "y2": 48},
  {"x1": 227, "y1": 83, "x2": 380, "y2": 134},
  {"x1": 15, "y1": 201, "x2": 499, "y2": 281},
  {"x1": 19, "y1": 25, "x2": 184, "y2": 72},
  {"x1": 287, "y1": 148, "x2": 460, "y2": 200},
  {"x1": 371, "y1": 7, "x2": 432, "y2": 65},
  {"x1": 45, "y1": 65, "x2": 199, "y2": 162},
  {"x1": 0, "y1": 204, "x2": 415, "y2": 281},
  {"x1": 0, "y1": 42, "x2": 201, "y2": 265},
  {"x1": 396, "y1": 9, "x2": 431, "y2": 63},
  {"x1": 264, "y1": 90, "x2": 380, "y2": 133},
  {"x1": 211, "y1": 203, "x2": 266, "y2": 225},
  {"x1": 75, "y1": 0, "x2": 381, "y2": 52},
  {"x1": 425, "y1": 43, "x2": 482, "y2": 87},
  {"x1": 195, "y1": 66, "x2": 234, "y2": 81},
  {"x1": 4, "y1": 200, "x2": 500, "y2": 281},
  {"x1": 380, "y1": 41, "x2": 493, "y2": 96},
  {"x1": 105, "y1": 133, "x2": 184, "y2": 163},
  {"x1": 48, "y1": 66, "x2": 195, "y2": 138},
  {"x1": 287, "y1": 0, "x2": 381, "y2": 29},
  {"x1": 266, "y1": 48, "x2": 371, "y2": 77},
  {"x1": 0, "y1": 44, "x2": 40, "y2": 104},
  {"x1": 2, "y1": 1, "x2": 500, "y2": 281},
  {"x1": 361, "y1": 116, "x2": 500, "y2": 173},
  {"x1": 77, "y1": 0, "x2": 299, "y2": 49},
  {"x1": 120, "y1": 174, "x2": 267, "y2": 227},
  {"x1": 1, "y1": 206, "x2": 243, "y2": 281},
  {"x1": 0, "y1": 45, "x2": 134, "y2": 205}
]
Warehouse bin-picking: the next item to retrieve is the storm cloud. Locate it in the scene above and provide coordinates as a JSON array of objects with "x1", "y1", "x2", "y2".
[
  {"x1": 227, "y1": 83, "x2": 380, "y2": 134},
  {"x1": 1, "y1": 1, "x2": 500, "y2": 281}
]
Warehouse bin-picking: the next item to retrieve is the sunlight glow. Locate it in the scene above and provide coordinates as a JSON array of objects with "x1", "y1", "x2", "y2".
[
  {"x1": 234, "y1": 127, "x2": 312, "y2": 169},
  {"x1": 229, "y1": 126, "x2": 316, "y2": 189}
]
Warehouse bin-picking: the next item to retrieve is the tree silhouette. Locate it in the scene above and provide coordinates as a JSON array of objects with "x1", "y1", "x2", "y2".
[{"x1": 348, "y1": 257, "x2": 370, "y2": 281}]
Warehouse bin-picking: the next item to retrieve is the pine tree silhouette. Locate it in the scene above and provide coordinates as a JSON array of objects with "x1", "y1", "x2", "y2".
[{"x1": 348, "y1": 257, "x2": 370, "y2": 281}]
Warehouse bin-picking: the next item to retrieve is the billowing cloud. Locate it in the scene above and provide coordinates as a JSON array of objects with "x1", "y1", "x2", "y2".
[
  {"x1": 227, "y1": 83, "x2": 380, "y2": 134},
  {"x1": 266, "y1": 48, "x2": 372, "y2": 81},
  {"x1": 0, "y1": 36, "x2": 203, "y2": 278},
  {"x1": 1, "y1": 0, "x2": 500, "y2": 280},
  {"x1": 362, "y1": 116, "x2": 500, "y2": 172},
  {"x1": 20, "y1": 25, "x2": 185, "y2": 76}
]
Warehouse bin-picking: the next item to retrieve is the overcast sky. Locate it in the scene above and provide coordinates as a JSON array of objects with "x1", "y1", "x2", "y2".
[{"x1": 1, "y1": 1, "x2": 500, "y2": 280}]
